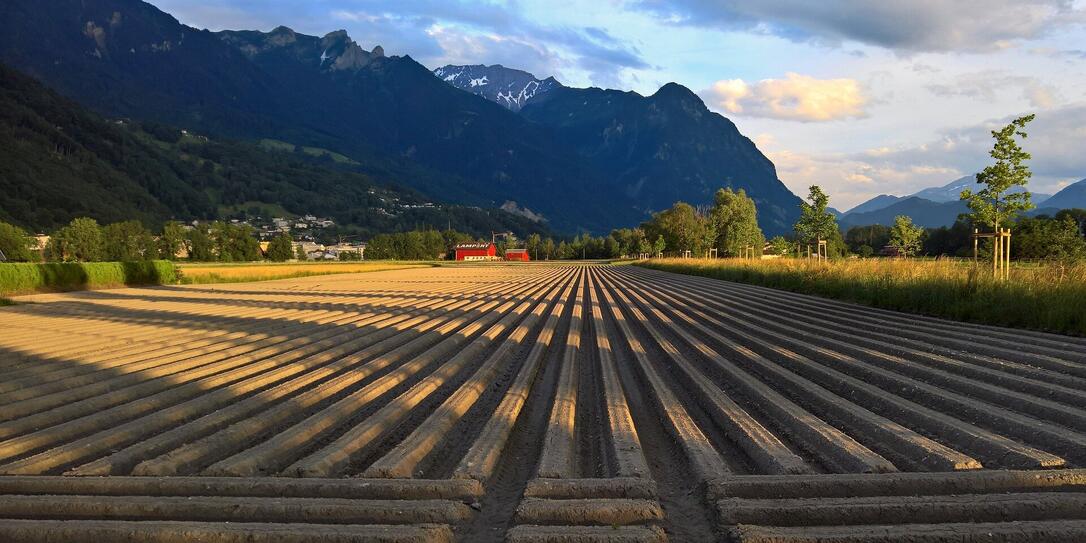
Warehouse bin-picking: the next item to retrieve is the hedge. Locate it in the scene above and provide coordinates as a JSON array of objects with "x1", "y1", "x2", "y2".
[{"x1": 0, "y1": 261, "x2": 179, "y2": 296}]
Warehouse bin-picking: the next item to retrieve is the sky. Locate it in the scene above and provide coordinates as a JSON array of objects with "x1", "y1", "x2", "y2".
[{"x1": 153, "y1": 0, "x2": 1086, "y2": 210}]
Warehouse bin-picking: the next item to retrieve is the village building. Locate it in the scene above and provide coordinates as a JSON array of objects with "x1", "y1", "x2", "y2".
[{"x1": 454, "y1": 243, "x2": 498, "y2": 261}]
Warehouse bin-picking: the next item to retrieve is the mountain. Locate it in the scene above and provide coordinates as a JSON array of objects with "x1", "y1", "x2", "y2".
[
  {"x1": 840, "y1": 197, "x2": 970, "y2": 228},
  {"x1": 0, "y1": 0, "x2": 643, "y2": 233},
  {"x1": 0, "y1": 0, "x2": 803, "y2": 235},
  {"x1": 1036, "y1": 179, "x2": 1086, "y2": 211},
  {"x1": 0, "y1": 62, "x2": 550, "y2": 238},
  {"x1": 845, "y1": 194, "x2": 903, "y2": 216},
  {"x1": 911, "y1": 175, "x2": 1049, "y2": 204},
  {"x1": 517, "y1": 83, "x2": 802, "y2": 235},
  {"x1": 845, "y1": 176, "x2": 1052, "y2": 218},
  {"x1": 434, "y1": 64, "x2": 561, "y2": 112}
]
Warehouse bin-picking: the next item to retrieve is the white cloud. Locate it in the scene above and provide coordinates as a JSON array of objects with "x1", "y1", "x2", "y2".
[
  {"x1": 637, "y1": 0, "x2": 1085, "y2": 53},
  {"x1": 756, "y1": 103, "x2": 1086, "y2": 209},
  {"x1": 926, "y1": 71, "x2": 1064, "y2": 109},
  {"x1": 702, "y1": 73, "x2": 869, "y2": 122}
]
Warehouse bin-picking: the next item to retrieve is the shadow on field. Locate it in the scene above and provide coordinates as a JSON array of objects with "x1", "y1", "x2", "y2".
[{"x1": 0, "y1": 284, "x2": 503, "y2": 476}]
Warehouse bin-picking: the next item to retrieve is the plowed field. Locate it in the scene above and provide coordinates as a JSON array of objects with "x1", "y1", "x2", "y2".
[{"x1": 1, "y1": 264, "x2": 1084, "y2": 542}]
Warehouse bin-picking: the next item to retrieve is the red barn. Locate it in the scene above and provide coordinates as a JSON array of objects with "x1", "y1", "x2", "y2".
[
  {"x1": 505, "y1": 248, "x2": 530, "y2": 262},
  {"x1": 454, "y1": 243, "x2": 497, "y2": 261}
]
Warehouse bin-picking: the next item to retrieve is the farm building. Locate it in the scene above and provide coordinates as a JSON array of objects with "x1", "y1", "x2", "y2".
[
  {"x1": 454, "y1": 243, "x2": 498, "y2": 261},
  {"x1": 504, "y1": 248, "x2": 530, "y2": 262}
]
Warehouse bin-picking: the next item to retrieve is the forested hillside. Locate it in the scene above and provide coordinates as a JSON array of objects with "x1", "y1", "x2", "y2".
[{"x1": 0, "y1": 64, "x2": 549, "y2": 237}]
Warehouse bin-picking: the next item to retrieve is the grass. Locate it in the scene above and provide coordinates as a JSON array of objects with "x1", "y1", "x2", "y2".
[
  {"x1": 637, "y1": 257, "x2": 1086, "y2": 336},
  {"x1": 0, "y1": 261, "x2": 179, "y2": 296},
  {"x1": 176, "y1": 261, "x2": 433, "y2": 284}
]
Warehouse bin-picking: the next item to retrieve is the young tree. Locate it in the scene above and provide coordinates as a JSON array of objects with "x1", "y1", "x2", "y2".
[
  {"x1": 49, "y1": 217, "x2": 104, "y2": 262},
  {"x1": 962, "y1": 114, "x2": 1036, "y2": 232},
  {"x1": 266, "y1": 232, "x2": 295, "y2": 261},
  {"x1": 794, "y1": 185, "x2": 845, "y2": 256},
  {"x1": 158, "y1": 221, "x2": 187, "y2": 260},
  {"x1": 794, "y1": 186, "x2": 838, "y2": 243},
  {"x1": 0, "y1": 221, "x2": 35, "y2": 262},
  {"x1": 888, "y1": 215, "x2": 924, "y2": 257}
]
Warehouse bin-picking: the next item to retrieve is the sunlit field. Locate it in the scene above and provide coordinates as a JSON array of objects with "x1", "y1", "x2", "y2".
[
  {"x1": 638, "y1": 257, "x2": 1086, "y2": 336},
  {"x1": 177, "y1": 261, "x2": 433, "y2": 284},
  {"x1": 2, "y1": 263, "x2": 1085, "y2": 541}
]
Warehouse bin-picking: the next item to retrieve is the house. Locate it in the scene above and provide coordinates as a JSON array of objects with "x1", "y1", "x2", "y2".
[
  {"x1": 454, "y1": 243, "x2": 497, "y2": 261},
  {"x1": 880, "y1": 245, "x2": 906, "y2": 257},
  {"x1": 330, "y1": 243, "x2": 366, "y2": 260},
  {"x1": 504, "y1": 248, "x2": 530, "y2": 262}
]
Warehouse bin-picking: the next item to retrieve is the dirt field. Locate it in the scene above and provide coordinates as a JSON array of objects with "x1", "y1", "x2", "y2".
[
  {"x1": 1, "y1": 264, "x2": 1084, "y2": 542},
  {"x1": 177, "y1": 261, "x2": 431, "y2": 284}
]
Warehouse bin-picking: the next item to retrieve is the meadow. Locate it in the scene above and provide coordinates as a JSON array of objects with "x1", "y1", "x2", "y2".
[{"x1": 637, "y1": 257, "x2": 1086, "y2": 336}]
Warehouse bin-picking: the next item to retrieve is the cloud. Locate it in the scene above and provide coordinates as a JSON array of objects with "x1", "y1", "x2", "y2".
[
  {"x1": 635, "y1": 0, "x2": 1084, "y2": 53},
  {"x1": 329, "y1": 1, "x2": 647, "y2": 85},
  {"x1": 156, "y1": 0, "x2": 648, "y2": 85},
  {"x1": 702, "y1": 73, "x2": 869, "y2": 122},
  {"x1": 926, "y1": 71, "x2": 1064, "y2": 109},
  {"x1": 761, "y1": 103, "x2": 1086, "y2": 209}
]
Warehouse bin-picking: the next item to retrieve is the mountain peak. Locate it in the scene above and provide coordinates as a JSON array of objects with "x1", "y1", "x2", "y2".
[
  {"x1": 267, "y1": 26, "x2": 297, "y2": 46},
  {"x1": 434, "y1": 64, "x2": 562, "y2": 111},
  {"x1": 652, "y1": 82, "x2": 696, "y2": 99}
]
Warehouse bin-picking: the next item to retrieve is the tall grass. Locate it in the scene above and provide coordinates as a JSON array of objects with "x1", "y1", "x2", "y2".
[
  {"x1": 0, "y1": 261, "x2": 179, "y2": 296},
  {"x1": 637, "y1": 257, "x2": 1086, "y2": 336}
]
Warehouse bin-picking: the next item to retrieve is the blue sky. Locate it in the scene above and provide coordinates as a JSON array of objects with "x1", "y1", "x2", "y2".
[{"x1": 154, "y1": 0, "x2": 1086, "y2": 209}]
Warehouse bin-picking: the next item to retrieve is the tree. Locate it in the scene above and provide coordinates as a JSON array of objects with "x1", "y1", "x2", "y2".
[
  {"x1": 794, "y1": 186, "x2": 838, "y2": 244},
  {"x1": 845, "y1": 224, "x2": 891, "y2": 254},
  {"x1": 642, "y1": 202, "x2": 710, "y2": 255},
  {"x1": 0, "y1": 221, "x2": 35, "y2": 262},
  {"x1": 767, "y1": 236, "x2": 792, "y2": 257},
  {"x1": 211, "y1": 222, "x2": 261, "y2": 261},
  {"x1": 158, "y1": 221, "x2": 187, "y2": 260},
  {"x1": 708, "y1": 188, "x2": 765, "y2": 256},
  {"x1": 793, "y1": 186, "x2": 846, "y2": 256},
  {"x1": 295, "y1": 243, "x2": 308, "y2": 261},
  {"x1": 962, "y1": 114, "x2": 1036, "y2": 232},
  {"x1": 48, "y1": 218, "x2": 104, "y2": 262},
  {"x1": 103, "y1": 221, "x2": 156, "y2": 261},
  {"x1": 652, "y1": 235, "x2": 666, "y2": 257},
  {"x1": 542, "y1": 238, "x2": 556, "y2": 260},
  {"x1": 266, "y1": 232, "x2": 294, "y2": 261},
  {"x1": 187, "y1": 224, "x2": 214, "y2": 261},
  {"x1": 338, "y1": 250, "x2": 362, "y2": 261},
  {"x1": 888, "y1": 215, "x2": 924, "y2": 257},
  {"x1": 526, "y1": 233, "x2": 542, "y2": 261},
  {"x1": 1012, "y1": 216, "x2": 1086, "y2": 262}
]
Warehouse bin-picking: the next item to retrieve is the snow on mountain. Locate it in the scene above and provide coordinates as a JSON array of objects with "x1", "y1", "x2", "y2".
[{"x1": 433, "y1": 64, "x2": 562, "y2": 111}]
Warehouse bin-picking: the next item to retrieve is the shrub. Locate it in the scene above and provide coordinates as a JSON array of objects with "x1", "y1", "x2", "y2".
[{"x1": 0, "y1": 260, "x2": 178, "y2": 296}]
